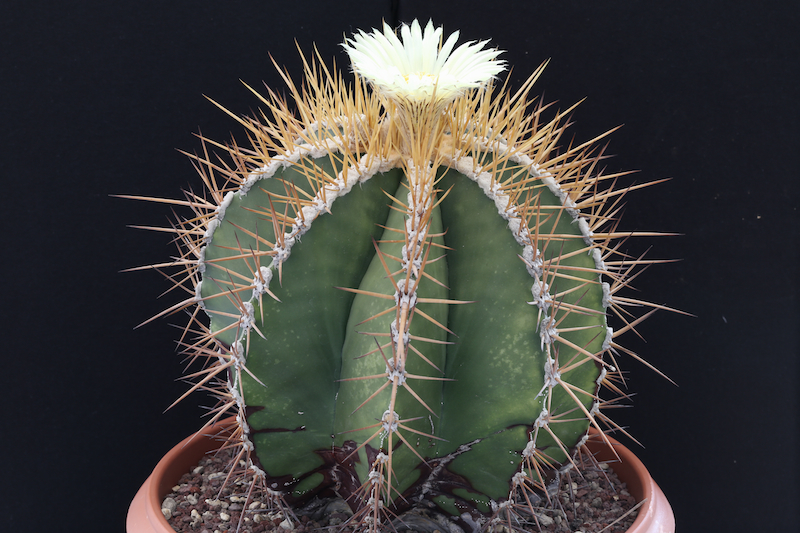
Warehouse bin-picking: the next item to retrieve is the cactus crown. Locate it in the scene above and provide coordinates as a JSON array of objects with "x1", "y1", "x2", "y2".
[{"x1": 129, "y1": 19, "x2": 677, "y2": 532}]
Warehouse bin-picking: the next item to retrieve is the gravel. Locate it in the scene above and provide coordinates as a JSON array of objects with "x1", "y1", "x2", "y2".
[{"x1": 163, "y1": 448, "x2": 638, "y2": 533}]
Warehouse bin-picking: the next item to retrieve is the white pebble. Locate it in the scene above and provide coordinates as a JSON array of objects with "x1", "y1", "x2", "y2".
[
  {"x1": 161, "y1": 497, "x2": 177, "y2": 513},
  {"x1": 279, "y1": 519, "x2": 294, "y2": 530},
  {"x1": 220, "y1": 512, "x2": 231, "y2": 521},
  {"x1": 538, "y1": 514, "x2": 554, "y2": 526}
]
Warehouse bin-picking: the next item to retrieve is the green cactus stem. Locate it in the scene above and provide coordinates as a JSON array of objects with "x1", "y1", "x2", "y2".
[{"x1": 129, "y1": 19, "x2": 677, "y2": 532}]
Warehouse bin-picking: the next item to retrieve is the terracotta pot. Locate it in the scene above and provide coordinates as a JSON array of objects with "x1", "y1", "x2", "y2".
[
  {"x1": 127, "y1": 419, "x2": 674, "y2": 532},
  {"x1": 586, "y1": 431, "x2": 675, "y2": 533}
]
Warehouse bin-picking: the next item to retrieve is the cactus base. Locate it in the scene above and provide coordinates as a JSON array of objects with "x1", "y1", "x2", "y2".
[{"x1": 127, "y1": 418, "x2": 674, "y2": 533}]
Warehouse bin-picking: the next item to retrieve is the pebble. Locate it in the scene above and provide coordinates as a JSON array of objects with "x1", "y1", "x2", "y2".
[
  {"x1": 162, "y1": 497, "x2": 177, "y2": 513},
  {"x1": 161, "y1": 497, "x2": 177, "y2": 519},
  {"x1": 279, "y1": 518, "x2": 294, "y2": 530}
]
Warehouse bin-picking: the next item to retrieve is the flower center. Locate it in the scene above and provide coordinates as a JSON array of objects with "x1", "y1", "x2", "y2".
[{"x1": 403, "y1": 72, "x2": 437, "y2": 84}]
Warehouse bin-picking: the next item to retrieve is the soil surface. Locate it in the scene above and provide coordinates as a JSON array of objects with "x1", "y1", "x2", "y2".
[{"x1": 163, "y1": 448, "x2": 639, "y2": 533}]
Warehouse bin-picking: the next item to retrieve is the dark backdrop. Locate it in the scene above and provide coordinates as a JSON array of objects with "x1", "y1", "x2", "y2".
[{"x1": 2, "y1": 1, "x2": 797, "y2": 531}]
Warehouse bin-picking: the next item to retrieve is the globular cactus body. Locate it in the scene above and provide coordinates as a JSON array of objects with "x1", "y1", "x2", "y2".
[
  {"x1": 200, "y1": 144, "x2": 605, "y2": 513},
  {"x1": 135, "y1": 20, "x2": 669, "y2": 530}
]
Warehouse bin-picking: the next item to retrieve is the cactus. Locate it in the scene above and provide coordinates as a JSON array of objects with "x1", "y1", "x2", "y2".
[{"x1": 131, "y1": 20, "x2": 676, "y2": 531}]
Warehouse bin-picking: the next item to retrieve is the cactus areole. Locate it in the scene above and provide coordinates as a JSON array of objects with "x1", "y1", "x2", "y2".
[{"x1": 137, "y1": 19, "x2": 670, "y2": 530}]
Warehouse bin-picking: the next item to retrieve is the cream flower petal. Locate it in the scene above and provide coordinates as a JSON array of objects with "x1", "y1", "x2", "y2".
[{"x1": 343, "y1": 19, "x2": 505, "y2": 104}]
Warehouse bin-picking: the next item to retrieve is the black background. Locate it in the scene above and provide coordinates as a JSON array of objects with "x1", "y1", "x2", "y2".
[{"x1": 2, "y1": 1, "x2": 797, "y2": 531}]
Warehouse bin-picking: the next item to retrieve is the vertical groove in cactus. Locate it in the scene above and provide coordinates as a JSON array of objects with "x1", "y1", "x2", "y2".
[{"x1": 131, "y1": 20, "x2": 675, "y2": 531}]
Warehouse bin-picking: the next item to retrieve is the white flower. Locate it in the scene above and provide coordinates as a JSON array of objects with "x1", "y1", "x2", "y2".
[{"x1": 343, "y1": 20, "x2": 505, "y2": 104}]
